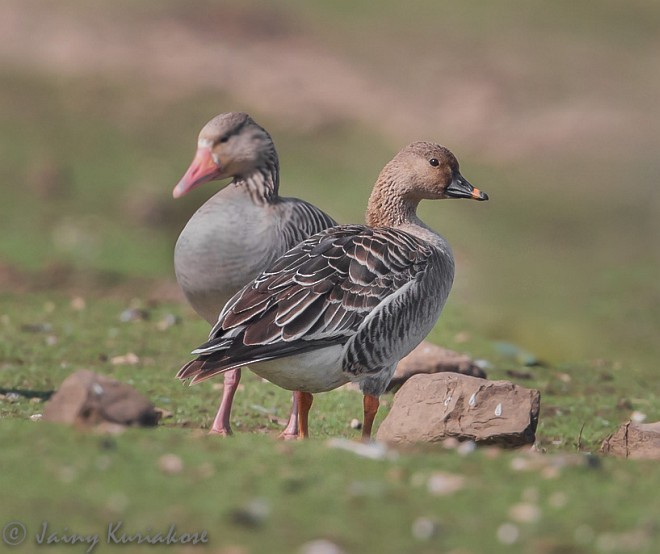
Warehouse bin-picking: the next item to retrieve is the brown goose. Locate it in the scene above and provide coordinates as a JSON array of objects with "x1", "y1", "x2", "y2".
[
  {"x1": 173, "y1": 112, "x2": 336, "y2": 436},
  {"x1": 178, "y1": 142, "x2": 488, "y2": 440}
]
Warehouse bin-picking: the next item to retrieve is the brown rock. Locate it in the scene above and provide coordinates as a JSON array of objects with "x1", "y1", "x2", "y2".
[
  {"x1": 43, "y1": 370, "x2": 160, "y2": 428},
  {"x1": 387, "y1": 341, "x2": 486, "y2": 391},
  {"x1": 376, "y1": 373, "x2": 540, "y2": 447},
  {"x1": 600, "y1": 421, "x2": 660, "y2": 460}
]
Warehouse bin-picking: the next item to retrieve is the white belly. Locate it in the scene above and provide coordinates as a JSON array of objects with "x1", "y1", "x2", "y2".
[{"x1": 248, "y1": 345, "x2": 349, "y2": 393}]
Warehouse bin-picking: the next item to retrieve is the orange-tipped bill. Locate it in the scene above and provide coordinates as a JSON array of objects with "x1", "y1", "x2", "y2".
[
  {"x1": 446, "y1": 172, "x2": 488, "y2": 201},
  {"x1": 172, "y1": 147, "x2": 223, "y2": 198}
]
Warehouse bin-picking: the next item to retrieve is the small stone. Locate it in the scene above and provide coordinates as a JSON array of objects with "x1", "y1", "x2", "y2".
[
  {"x1": 156, "y1": 314, "x2": 180, "y2": 330},
  {"x1": 326, "y1": 438, "x2": 393, "y2": 460},
  {"x1": 497, "y1": 523, "x2": 520, "y2": 545},
  {"x1": 119, "y1": 308, "x2": 149, "y2": 322},
  {"x1": 630, "y1": 411, "x2": 647, "y2": 423},
  {"x1": 388, "y1": 341, "x2": 486, "y2": 391},
  {"x1": 427, "y1": 472, "x2": 465, "y2": 496},
  {"x1": 601, "y1": 421, "x2": 660, "y2": 460},
  {"x1": 20, "y1": 322, "x2": 53, "y2": 333},
  {"x1": 70, "y1": 297, "x2": 86, "y2": 311},
  {"x1": 30, "y1": 413, "x2": 43, "y2": 421},
  {"x1": 43, "y1": 370, "x2": 159, "y2": 428},
  {"x1": 111, "y1": 352, "x2": 140, "y2": 365},
  {"x1": 508, "y1": 502, "x2": 541, "y2": 524},
  {"x1": 456, "y1": 440, "x2": 476, "y2": 456},
  {"x1": 158, "y1": 454, "x2": 184, "y2": 475},
  {"x1": 230, "y1": 498, "x2": 270, "y2": 528},
  {"x1": 377, "y1": 373, "x2": 539, "y2": 447},
  {"x1": 298, "y1": 539, "x2": 346, "y2": 554},
  {"x1": 350, "y1": 418, "x2": 362, "y2": 430},
  {"x1": 45, "y1": 335, "x2": 58, "y2": 346},
  {"x1": 5, "y1": 392, "x2": 20, "y2": 403},
  {"x1": 412, "y1": 517, "x2": 438, "y2": 541}
]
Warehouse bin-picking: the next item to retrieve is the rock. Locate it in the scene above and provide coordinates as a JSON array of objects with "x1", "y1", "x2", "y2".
[
  {"x1": 376, "y1": 373, "x2": 540, "y2": 447},
  {"x1": 600, "y1": 421, "x2": 660, "y2": 460},
  {"x1": 43, "y1": 370, "x2": 160, "y2": 428},
  {"x1": 386, "y1": 341, "x2": 487, "y2": 392}
]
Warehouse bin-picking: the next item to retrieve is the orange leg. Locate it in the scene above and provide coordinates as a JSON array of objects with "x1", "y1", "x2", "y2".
[
  {"x1": 362, "y1": 394, "x2": 380, "y2": 442},
  {"x1": 209, "y1": 368, "x2": 241, "y2": 436},
  {"x1": 278, "y1": 393, "x2": 299, "y2": 440},
  {"x1": 296, "y1": 391, "x2": 314, "y2": 439}
]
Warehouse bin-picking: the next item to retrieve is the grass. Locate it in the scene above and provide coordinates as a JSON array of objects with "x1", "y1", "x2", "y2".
[
  {"x1": 2, "y1": 292, "x2": 660, "y2": 553},
  {"x1": 2, "y1": 2, "x2": 660, "y2": 552}
]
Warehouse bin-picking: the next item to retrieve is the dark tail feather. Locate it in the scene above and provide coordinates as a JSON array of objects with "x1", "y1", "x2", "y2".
[{"x1": 176, "y1": 356, "x2": 246, "y2": 385}]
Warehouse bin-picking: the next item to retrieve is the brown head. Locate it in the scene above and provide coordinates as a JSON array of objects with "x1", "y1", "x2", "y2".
[
  {"x1": 366, "y1": 141, "x2": 488, "y2": 227},
  {"x1": 173, "y1": 112, "x2": 278, "y2": 198}
]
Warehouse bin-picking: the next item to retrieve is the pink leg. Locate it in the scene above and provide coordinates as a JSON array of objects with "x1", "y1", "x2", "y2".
[
  {"x1": 209, "y1": 368, "x2": 241, "y2": 436},
  {"x1": 278, "y1": 393, "x2": 299, "y2": 440}
]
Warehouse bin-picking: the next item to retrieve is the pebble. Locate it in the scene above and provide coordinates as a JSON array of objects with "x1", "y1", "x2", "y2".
[
  {"x1": 230, "y1": 498, "x2": 271, "y2": 528},
  {"x1": 630, "y1": 411, "x2": 647, "y2": 423},
  {"x1": 298, "y1": 539, "x2": 346, "y2": 554},
  {"x1": 508, "y1": 502, "x2": 541, "y2": 524},
  {"x1": 111, "y1": 352, "x2": 140, "y2": 365},
  {"x1": 411, "y1": 517, "x2": 438, "y2": 541},
  {"x1": 158, "y1": 453, "x2": 184, "y2": 475},
  {"x1": 119, "y1": 308, "x2": 149, "y2": 322},
  {"x1": 156, "y1": 313, "x2": 180, "y2": 330},
  {"x1": 496, "y1": 523, "x2": 520, "y2": 545},
  {"x1": 349, "y1": 418, "x2": 362, "y2": 430},
  {"x1": 326, "y1": 438, "x2": 394, "y2": 461},
  {"x1": 427, "y1": 472, "x2": 465, "y2": 496},
  {"x1": 70, "y1": 297, "x2": 86, "y2": 311}
]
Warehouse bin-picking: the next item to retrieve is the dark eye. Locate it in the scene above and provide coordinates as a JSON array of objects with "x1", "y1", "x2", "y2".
[
  {"x1": 219, "y1": 134, "x2": 230, "y2": 144},
  {"x1": 429, "y1": 158, "x2": 439, "y2": 167}
]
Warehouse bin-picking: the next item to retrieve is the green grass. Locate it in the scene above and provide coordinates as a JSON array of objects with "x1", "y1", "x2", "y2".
[{"x1": 2, "y1": 292, "x2": 660, "y2": 552}]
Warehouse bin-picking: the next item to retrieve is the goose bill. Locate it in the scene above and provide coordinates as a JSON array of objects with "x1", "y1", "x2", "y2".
[
  {"x1": 445, "y1": 172, "x2": 489, "y2": 201},
  {"x1": 173, "y1": 147, "x2": 224, "y2": 198}
]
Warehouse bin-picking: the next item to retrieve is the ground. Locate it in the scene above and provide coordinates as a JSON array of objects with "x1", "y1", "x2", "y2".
[{"x1": 1, "y1": 1, "x2": 660, "y2": 553}]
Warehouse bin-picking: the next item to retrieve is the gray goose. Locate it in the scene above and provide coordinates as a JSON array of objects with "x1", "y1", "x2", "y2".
[
  {"x1": 173, "y1": 112, "x2": 336, "y2": 436},
  {"x1": 178, "y1": 141, "x2": 488, "y2": 440}
]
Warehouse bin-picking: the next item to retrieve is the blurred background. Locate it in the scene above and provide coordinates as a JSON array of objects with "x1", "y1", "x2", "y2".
[{"x1": 1, "y1": 0, "x2": 658, "y2": 371}]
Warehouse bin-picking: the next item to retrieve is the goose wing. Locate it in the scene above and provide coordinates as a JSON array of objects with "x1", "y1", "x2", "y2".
[{"x1": 178, "y1": 225, "x2": 440, "y2": 383}]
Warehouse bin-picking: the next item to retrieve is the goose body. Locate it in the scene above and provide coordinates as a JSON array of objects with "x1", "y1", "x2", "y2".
[
  {"x1": 173, "y1": 112, "x2": 335, "y2": 435},
  {"x1": 179, "y1": 141, "x2": 488, "y2": 439}
]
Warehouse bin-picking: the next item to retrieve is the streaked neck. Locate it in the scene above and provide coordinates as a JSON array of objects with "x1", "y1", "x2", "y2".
[{"x1": 234, "y1": 152, "x2": 280, "y2": 205}]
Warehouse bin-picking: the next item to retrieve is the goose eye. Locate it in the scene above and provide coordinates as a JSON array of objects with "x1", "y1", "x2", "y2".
[
  {"x1": 218, "y1": 134, "x2": 230, "y2": 144},
  {"x1": 429, "y1": 158, "x2": 439, "y2": 167}
]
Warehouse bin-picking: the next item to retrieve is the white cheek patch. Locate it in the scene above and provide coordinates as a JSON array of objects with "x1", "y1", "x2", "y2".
[{"x1": 198, "y1": 138, "x2": 213, "y2": 148}]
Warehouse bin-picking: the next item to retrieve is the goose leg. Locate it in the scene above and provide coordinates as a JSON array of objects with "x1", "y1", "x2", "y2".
[
  {"x1": 296, "y1": 391, "x2": 314, "y2": 439},
  {"x1": 278, "y1": 393, "x2": 299, "y2": 440},
  {"x1": 361, "y1": 394, "x2": 380, "y2": 442},
  {"x1": 209, "y1": 368, "x2": 241, "y2": 435}
]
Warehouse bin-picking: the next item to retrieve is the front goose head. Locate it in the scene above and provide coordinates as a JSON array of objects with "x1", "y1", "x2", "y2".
[
  {"x1": 367, "y1": 142, "x2": 488, "y2": 228},
  {"x1": 394, "y1": 142, "x2": 488, "y2": 202},
  {"x1": 173, "y1": 112, "x2": 277, "y2": 198}
]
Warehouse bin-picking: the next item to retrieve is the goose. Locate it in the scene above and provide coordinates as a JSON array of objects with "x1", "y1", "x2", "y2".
[
  {"x1": 177, "y1": 141, "x2": 488, "y2": 440},
  {"x1": 173, "y1": 112, "x2": 336, "y2": 436}
]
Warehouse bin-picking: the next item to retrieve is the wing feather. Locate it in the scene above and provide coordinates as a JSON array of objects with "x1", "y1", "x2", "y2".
[{"x1": 178, "y1": 225, "x2": 440, "y2": 383}]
